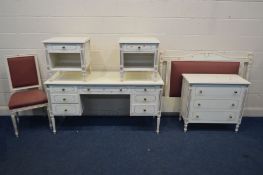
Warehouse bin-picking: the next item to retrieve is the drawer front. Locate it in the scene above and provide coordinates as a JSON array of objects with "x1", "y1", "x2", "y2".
[
  {"x1": 49, "y1": 86, "x2": 78, "y2": 94},
  {"x1": 131, "y1": 105, "x2": 156, "y2": 116},
  {"x1": 51, "y1": 94, "x2": 79, "y2": 104},
  {"x1": 121, "y1": 44, "x2": 157, "y2": 51},
  {"x1": 194, "y1": 87, "x2": 242, "y2": 98},
  {"x1": 46, "y1": 44, "x2": 82, "y2": 53},
  {"x1": 134, "y1": 95, "x2": 157, "y2": 103},
  {"x1": 79, "y1": 87, "x2": 129, "y2": 94},
  {"x1": 52, "y1": 104, "x2": 81, "y2": 116},
  {"x1": 193, "y1": 99, "x2": 239, "y2": 110},
  {"x1": 132, "y1": 87, "x2": 158, "y2": 93},
  {"x1": 190, "y1": 111, "x2": 238, "y2": 123}
]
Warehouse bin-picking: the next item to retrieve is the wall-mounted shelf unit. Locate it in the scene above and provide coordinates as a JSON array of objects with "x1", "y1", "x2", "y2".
[
  {"x1": 119, "y1": 37, "x2": 160, "y2": 81},
  {"x1": 43, "y1": 37, "x2": 90, "y2": 79}
]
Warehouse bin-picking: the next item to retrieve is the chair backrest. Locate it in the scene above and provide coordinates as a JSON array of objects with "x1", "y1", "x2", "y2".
[{"x1": 6, "y1": 55, "x2": 41, "y2": 92}]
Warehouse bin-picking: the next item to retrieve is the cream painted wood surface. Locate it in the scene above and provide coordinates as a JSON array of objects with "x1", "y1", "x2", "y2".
[
  {"x1": 45, "y1": 71, "x2": 164, "y2": 133},
  {"x1": 0, "y1": 0, "x2": 263, "y2": 116},
  {"x1": 180, "y1": 74, "x2": 250, "y2": 132}
]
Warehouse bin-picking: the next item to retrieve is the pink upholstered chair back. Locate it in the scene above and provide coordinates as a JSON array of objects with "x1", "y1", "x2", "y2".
[
  {"x1": 6, "y1": 55, "x2": 41, "y2": 91},
  {"x1": 170, "y1": 61, "x2": 240, "y2": 97}
]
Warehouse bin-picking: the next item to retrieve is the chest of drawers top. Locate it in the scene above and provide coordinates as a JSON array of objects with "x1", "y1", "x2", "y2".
[{"x1": 182, "y1": 74, "x2": 250, "y2": 86}]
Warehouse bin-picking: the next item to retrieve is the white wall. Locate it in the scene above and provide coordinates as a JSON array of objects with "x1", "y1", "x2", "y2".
[{"x1": 0, "y1": 0, "x2": 263, "y2": 116}]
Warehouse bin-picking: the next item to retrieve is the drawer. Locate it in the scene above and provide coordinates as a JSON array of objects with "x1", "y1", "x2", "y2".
[
  {"x1": 46, "y1": 44, "x2": 82, "y2": 53},
  {"x1": 51, "y1": 94, "x2": 80, "y2": 104},
  {"x1": 121, "y1": 44, "x2": 157, "y2": 51},
  {"x1": 52, "y1": 104, "x2": 81, "y2": 116},
  {"x1": 132, "y1": 87, "x2": 157, "y2": 93},
  {"x1": 193, "y1": 99, "x2": 239, "y2": 110},
  {"x1": 80, "y1": 87, "x2": 129, "y2": 94},
  {"x1": 194, "y1": 86, "x2": 242, "y2": 98},
  {"x1": 131, "y1": 105, "x2": 156, "y2": 115},
  {"x1": 49, "y1": 86, "x2": 78, "y2": 94},
  {"x1": 190, "y1": 111, "x2": 238, "y2": 123},
  {"x1": 134, "y1": 94, "x2": 157, "y2": 103}
]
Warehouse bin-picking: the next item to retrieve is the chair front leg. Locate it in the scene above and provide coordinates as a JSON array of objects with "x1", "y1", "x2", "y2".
[{"x1": 11, "y1": 113, "x2": 19, "y2": 137}]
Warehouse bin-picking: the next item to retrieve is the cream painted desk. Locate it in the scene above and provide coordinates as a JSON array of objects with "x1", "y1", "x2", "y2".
[{"x1": 45, "y1": 71, "x2": 164, "y2": 133}]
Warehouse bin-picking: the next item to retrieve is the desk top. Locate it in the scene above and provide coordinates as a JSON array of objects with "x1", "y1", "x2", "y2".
[
  {"x1": 45, "y1": 71, "x2": 164, "y2": 86},
  {"x1": 182, "y1": 74, "x2": 250, "y2": 85}
]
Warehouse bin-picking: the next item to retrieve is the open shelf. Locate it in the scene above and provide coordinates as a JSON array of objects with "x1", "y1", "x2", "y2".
[
  {"x1": 49, "y1": 53, "x2": 82, "y2": 70},
  {"x1": 123, "y1": 53, "x2": 155, "y2": 69}
]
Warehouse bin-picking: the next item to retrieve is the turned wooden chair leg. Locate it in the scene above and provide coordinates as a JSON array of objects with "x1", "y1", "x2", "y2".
[{"x1": 11, "y1": 113, "x2": 19, "y2": 137}]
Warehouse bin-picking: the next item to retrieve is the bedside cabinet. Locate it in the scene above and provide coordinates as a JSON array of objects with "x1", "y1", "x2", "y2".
[
  {"x1": 180, "y1": 74, "x2": 250, "y2": 132},
  {"x1": 43, "y1": 37, "x2": 90, "y2": 79},
  {"x1": 118, "y1": 37, "x2": 160, "y2": 81}
]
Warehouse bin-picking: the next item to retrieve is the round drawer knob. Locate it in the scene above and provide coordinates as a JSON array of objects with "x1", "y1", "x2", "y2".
[
  {"x1": 144, "y1": 98, "x2": 147, "y2": 101},
  {"x1": 87, "y1": 88, "x2": 90, "y2": 91},
  {"x1": 232, "y1": 103, "x2": 235, "y2": 107},
  {"x1": 138, "y1": 46, "x2": 141, "y2": 49},
  {"x1": 198, "y1": 103, "x2": 201, "y2": 106},
  {"x1": 62, "y1": 46, "x2": 66, "y2": 49},
  {"x1": 62, "y1": 88, "x2": 65, "y2": 92},
  {"x1": 64, "y1": 109, "x2": 68, "y2": 112},
  {"x1": 143, "y1": 109, "x2": 147, "y2": 112},
  {"x1": 196, "y1": 115, "x2": 199, "y2": 118},
  {"x1": 234, "y1": 91, "x2": 238, "y2": 94},
  {"x1": 144, "y1": 88, "x2": 147, "y2": 92},
  {"x1": 120, "y1": 88, "x2": 122, "y2": 92},
  {"x1": 63, "y1": 98, "x2": 66, "y2": 101},
  {"x1": 229, "y1": 115, "x2": 233, "y2": 119},
  {"x1": 199, "y1": 90, "x2": 202, "y2": 94}
]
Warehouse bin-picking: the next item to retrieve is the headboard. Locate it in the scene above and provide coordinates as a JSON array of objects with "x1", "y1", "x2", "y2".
[
  {"x1": 170, "y1": 61, "x2": 240, "y2": 97},
  {"x1": 159, "y1": 52, "x2": 253, "y2": 112}
]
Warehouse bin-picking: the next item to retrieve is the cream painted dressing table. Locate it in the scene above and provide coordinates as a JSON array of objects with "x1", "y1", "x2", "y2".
[{"x1": 45, "y1": 71, "x2": 164, "y2": 134}]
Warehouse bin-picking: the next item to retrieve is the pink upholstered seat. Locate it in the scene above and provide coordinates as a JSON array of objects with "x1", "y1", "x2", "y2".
[{"x1": 8, "y1": 89, "x2": 47, "y2": 110}]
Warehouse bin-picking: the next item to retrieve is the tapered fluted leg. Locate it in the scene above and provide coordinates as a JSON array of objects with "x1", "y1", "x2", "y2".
[
  {"x1": 11, "y1": 113, "x2": 19, "y2": 137},
  {"x1": 235, "y1": 124, "x2": 240, "y2": 132},
  {"x1": 184, "y1": 123, "x2": 188, "y2": 133},
  {"x1": 51, "y1": 115, "x2": 56, "y2": 134},
  {"x1": 47, "y1": 108, "x2": 52, "y2": 129},
  {"x1": 156, "y1": 115, "x2": 161, "y2": 134}
]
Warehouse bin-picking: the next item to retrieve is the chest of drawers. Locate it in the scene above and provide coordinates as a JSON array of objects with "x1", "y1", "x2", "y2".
[{"x1": 180, "y1": 74, "x2": 250, "y2": 132}]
